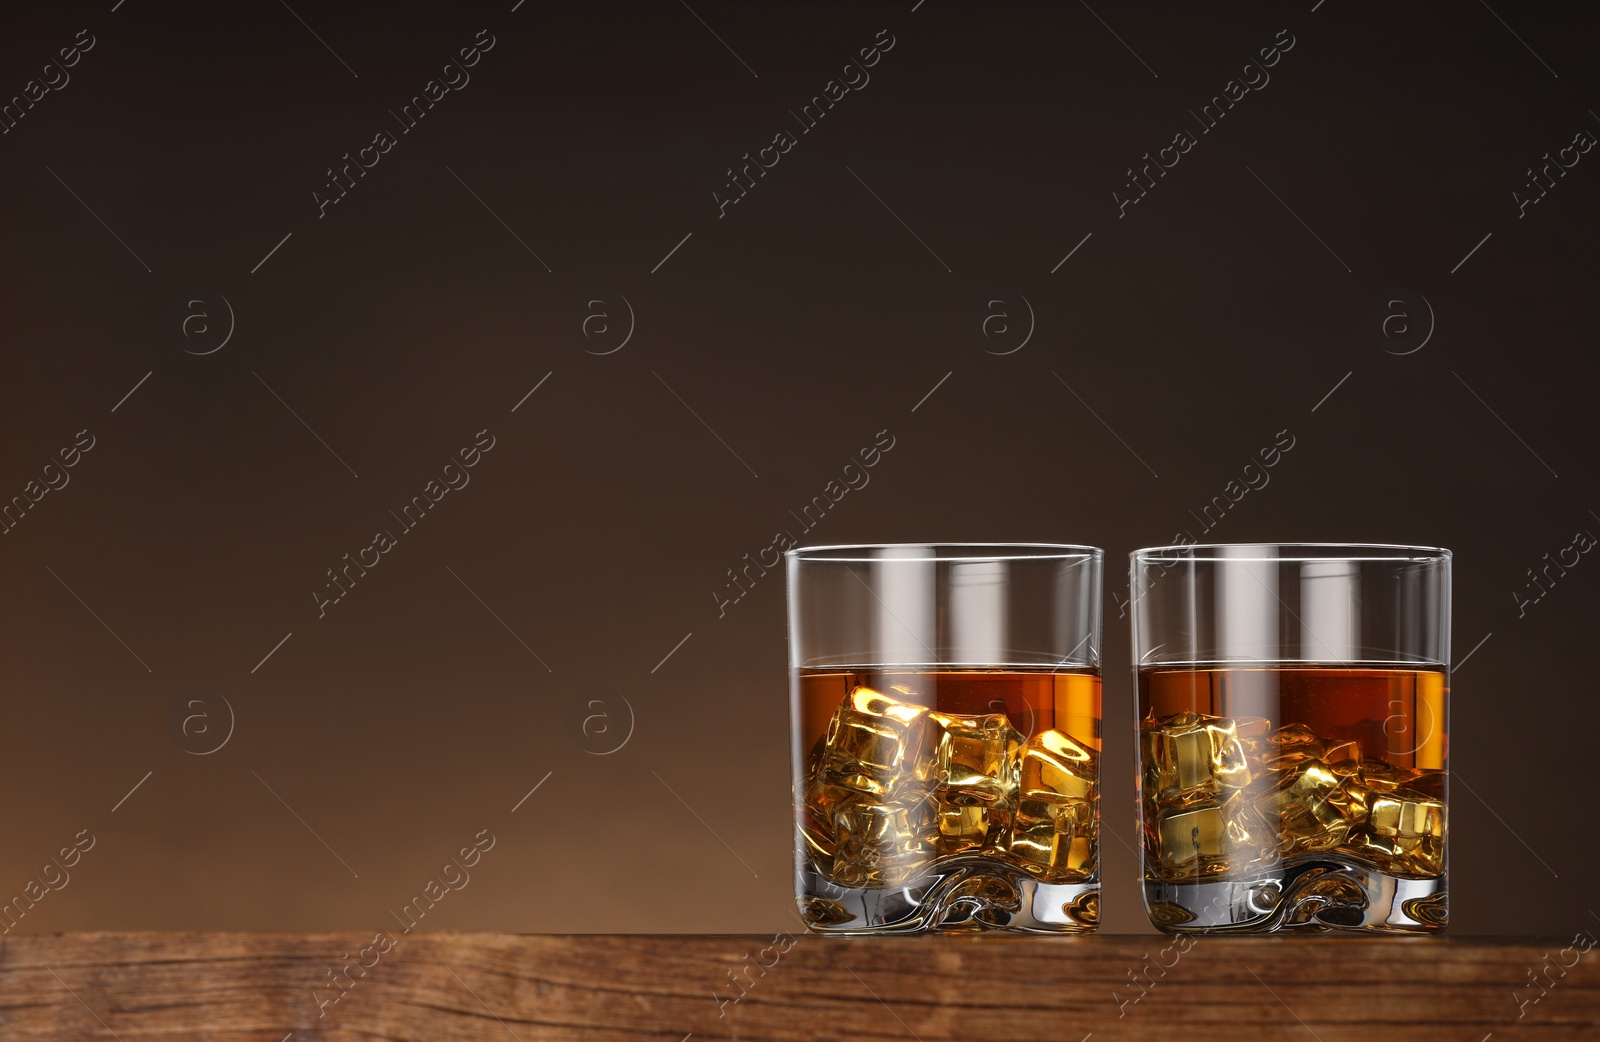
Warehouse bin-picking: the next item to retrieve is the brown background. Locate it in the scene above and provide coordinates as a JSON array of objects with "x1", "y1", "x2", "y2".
[{"x1": 0, "y1": 0, "x2": 1594, "y2": 937}]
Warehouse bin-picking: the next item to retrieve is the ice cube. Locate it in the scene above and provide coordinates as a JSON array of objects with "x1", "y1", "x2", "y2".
[
  {"x1": 1350, "y1": 790, "x2": 1452, "y2": 883},
  {"x1": 1262, "y1": 722, "x2": 1325, "y2": 770},
  {"x1": 1231, "y1": 716, "x2": 1273, "y2": 763},
  {"x1": 1005, "y1": 794, "x2": 1094, "y2": 882},
  {"x1": 1222, "y1": 791, "x2": 1277, "y2": 863},
  {"x1": 1152, "y1": 790, "x2": 1275, "y2": 879},
  {"x1": 1350, "y1": 792, "x2": 1445, "y2": 876},
  {"x1": 799, "y1": 735, "x2": 844, "y2": 863},
  {"x1": 1348, "y1": 758, "x2": 1438, "y2": 813},
  {"x1": 1233, "y1": 716, "x2": 1272, "y2": 739},
  {"x1": 831, "y1": 798, "x2": 935, "y2": 887},
  {"x1": 1156, "y1": 801, "x2": 1229, "y2": 875},
  {"x1": 1369, "y1": 793, "x2": 1444, "y2": 840},
  {"x1": 1143, "y1": 714, "x2": 1253, "y2": 796},
  {"x1": 1143, "y1": 717, "x2": 1212, "y2": 793},
  {"x1": 935, "y1": 804, "x2": 993, "y2": 854},
  {"x1": 1356, "y1": 758, "x2": 1423, "y2": 791},
  {"x1": 1260, "y1": 761, "x2": 1356, "y2": 856},
  {"x1": 1207, "y1": 720, "x2": 1256, "y2": 789},
  {"x1": 1323, "y1": 739, "x2": 1361, "y2": 775},
  {"x1": 820, "y1": 685, "x2": 933, "y2": 797},
  {"x1": 798, "y1": 817, "x2": 835, "y2": 862},
  {"x1": 929, "y1": 710, "x2": 1023, "y2": 805},
  {"x1": 1019, "y1": 728, "x2": 1096, "y2": 801},
  {"x1": 1272, "y1": 723, "x2": 1322, "y2": 745}
]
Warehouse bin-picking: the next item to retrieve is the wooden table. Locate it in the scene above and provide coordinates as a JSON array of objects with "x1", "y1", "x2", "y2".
[{"x1": 2, "y1": 933, "x2": 1594, "y2": 1040}]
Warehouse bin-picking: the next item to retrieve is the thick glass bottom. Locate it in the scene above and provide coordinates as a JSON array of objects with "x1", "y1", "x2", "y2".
[
  {"x1": 1143, "y1": 854, "x2": 1446, "y2": 934},
  {"x1": 797, "y1": 857, "x2": 1099, "y2": 934}
]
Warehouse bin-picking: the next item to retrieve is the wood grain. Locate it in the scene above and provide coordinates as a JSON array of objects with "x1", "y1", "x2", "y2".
[{"x1": 0, "y1": 932, "x2": 1593, "y2": 1040}]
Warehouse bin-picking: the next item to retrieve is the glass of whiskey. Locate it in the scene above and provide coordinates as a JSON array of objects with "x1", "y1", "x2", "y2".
[
  {"x1": 786, "y1": 544, "x2": 1103, "y2": 934},
  {"x1": 1130, "y1": 544, "x2": 1451, "y2": 934}
]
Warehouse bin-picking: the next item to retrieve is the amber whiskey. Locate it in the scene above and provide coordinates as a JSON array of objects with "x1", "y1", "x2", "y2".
[
  {"x1": 793, "y1": 669, "x2": 1101, "y2": 933},
  {"x1": 1138, "y1": 666, "x2": 1447, "y2": 932}
]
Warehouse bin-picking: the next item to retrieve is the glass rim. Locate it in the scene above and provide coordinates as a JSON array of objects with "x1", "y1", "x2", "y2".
[
  {"x1": 1130, "y1": 542, "x2": 1451, "y2": 563},
  {"x1": 1136, "y1": 657, "x2": 1447, "y2": 668},
  {"x1": 787, "y1": 542, "x2": 1103, "y2": 563}
]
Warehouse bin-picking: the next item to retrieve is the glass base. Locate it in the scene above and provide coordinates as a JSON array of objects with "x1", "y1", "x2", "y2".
[
  {"x1": 1143, "y1": 854, "x2": 1447, "y2": 934},
  {"x1": 797, "y1": 857, "x2": 1099, "y2": 935}
]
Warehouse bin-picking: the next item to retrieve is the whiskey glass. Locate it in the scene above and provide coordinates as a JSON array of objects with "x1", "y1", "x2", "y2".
[
  {"x1": 1130, "y1": 543, "x2": 1450, "y2": 934},
  {"x1": 786, "y1": 543, "x2": 1102, "y2": 934}
]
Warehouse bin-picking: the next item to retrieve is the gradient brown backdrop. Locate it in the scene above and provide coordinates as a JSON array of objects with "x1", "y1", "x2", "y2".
[{"x1": 1, "y1": 0, "x2": 1595, "y2": 937}]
